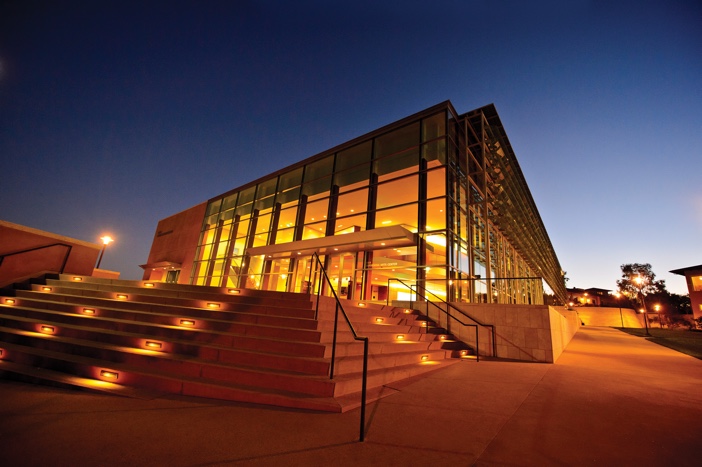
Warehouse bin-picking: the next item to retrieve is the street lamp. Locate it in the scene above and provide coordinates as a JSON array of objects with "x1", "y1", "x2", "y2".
[
  {"x1": 95, "y1": 235, "x2": 114, "y2": 269},
  {"x1": 634, "y1": 275, "x2": 650, "y2": 336},
  {"x1": 654, "y1": 304, "x2": 662, "y2": 328}
]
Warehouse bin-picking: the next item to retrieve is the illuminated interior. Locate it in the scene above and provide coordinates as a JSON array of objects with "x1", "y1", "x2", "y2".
[{"x1": 187, "y1": 103, "x2": 566, "y2": 305}]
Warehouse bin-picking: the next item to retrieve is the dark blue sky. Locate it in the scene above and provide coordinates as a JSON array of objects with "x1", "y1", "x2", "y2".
[{"x1": 1, "y1": 0, "x2": 700, "y2": 294}]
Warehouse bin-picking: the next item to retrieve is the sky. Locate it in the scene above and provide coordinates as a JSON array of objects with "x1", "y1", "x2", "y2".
[{"x1": 1, "y1": 0, "x2": 700, "y2": 295}]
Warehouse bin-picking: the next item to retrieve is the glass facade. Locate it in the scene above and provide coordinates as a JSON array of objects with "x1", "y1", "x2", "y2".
[{"x1": 189, "y1": 102, "x2": 567, "y2": 305}]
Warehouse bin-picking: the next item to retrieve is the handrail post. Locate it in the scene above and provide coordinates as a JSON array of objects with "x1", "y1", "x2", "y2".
[
  {"x1": 329, "y1": 302, "x2": 339, "y2": 379},
  {"x1": 359, "y1": 337, "x2": 369, "y2": 442}
]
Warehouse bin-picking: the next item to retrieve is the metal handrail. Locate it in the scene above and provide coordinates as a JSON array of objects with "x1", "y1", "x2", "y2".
[
  {"x1": 309, "y1": 252, "x2": 369, "y2": 442},
  {"x1": 0, "y1": 243, "x2": 73, "y2": 274},
  {"x1": 387, "y1": 278, "x2": 497, "y2": 360}
]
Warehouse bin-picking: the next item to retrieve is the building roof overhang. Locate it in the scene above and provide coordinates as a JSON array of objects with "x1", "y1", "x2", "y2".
[
  {"x1": 246, "y1": 225, "x2": 417, "y2": 259},
  {"x1": 139, "y1": 261, "x2": 182, "y2": 270},
  {"x1": 670, "y1": 264, "x2": 702, "y2": 276}
]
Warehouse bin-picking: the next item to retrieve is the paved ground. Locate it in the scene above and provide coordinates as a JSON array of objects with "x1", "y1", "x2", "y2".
[{"x1": 1, "y1": 326, "x2": 701, "y2": 466}]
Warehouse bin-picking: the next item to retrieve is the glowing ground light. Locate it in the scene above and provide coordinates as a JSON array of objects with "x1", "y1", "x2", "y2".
[
  {"x1": 396, "y1": 334, "x2": 405, "y2": 340},
  {"x1": 42, "y1": 287, "x2": 52, "y2": 292},
  {"x1": 228, "y1": 289, "x2": 240, "y2": 294},
  {"x1": 460, "y1": 350, "x2": 468, "y2": 356},
  {"x1": 72, "y1": 277, "x2": 83, "y2": 281},
  {"x1": 100, "y1": 370, "x2": 119, "y2": 380},
  {"x1": 82, "y1": 308, "x2": 96, "y2": 315},
  {"x1": 144, "y1": 283, "x2": 155, "y2": 288},
  {"x1": 145, "y1": 341, "x2": 163, "y2": 350},
  {"x1": 5, "y1": 298, "x2": 16, "y2": 305},
  {"x1": 40, "y1": 325, "x2": 55, "y2": 334},
  {"x1": 179, "y1": 319, "x2": 195, "y2": 327},
  {"x1": 375, "y1": 317, "x2": 384, "y2": 323},
  {"x1": 207, "y1": 303, "x2": 220, "y2": 309},
  {"x1": 116, "y1": 294, "x2": 128, "y2": 299},
  {"x1": 421, "y1": 355, "x2": 429, "y2": 361}
]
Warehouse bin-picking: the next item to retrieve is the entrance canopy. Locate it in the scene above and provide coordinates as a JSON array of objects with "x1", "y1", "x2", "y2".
[{"x1": 246, "y1": 225, "x2": 417, "y2": 259}]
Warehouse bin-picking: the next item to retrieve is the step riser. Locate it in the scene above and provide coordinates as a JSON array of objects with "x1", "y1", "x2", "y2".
[
  {"x1": 10, "y1": 297, "x2": 320, "y2": 330},
  {"x1": 19, "y1": 290, "x2": 318, "y2": 320}
]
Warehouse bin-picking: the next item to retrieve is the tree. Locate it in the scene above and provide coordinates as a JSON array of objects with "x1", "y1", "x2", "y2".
[{"x1": 616, "y1": 263, "x2": 692, "y2": 328}]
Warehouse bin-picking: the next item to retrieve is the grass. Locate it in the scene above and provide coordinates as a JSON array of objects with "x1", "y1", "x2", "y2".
[{"x1": 617, "y1": 327, "x2": 702, "y2": 360}]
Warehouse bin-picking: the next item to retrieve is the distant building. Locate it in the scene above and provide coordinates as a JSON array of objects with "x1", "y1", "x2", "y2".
[
  {"x1": 142, "y1": 101, "x2": 567, "y2": 305},
  {"x1": 670, "y1": 265, "x2": 702, "y2": 319},
  {"x1": 567, "y1": 287, "x2": 611, "y2": 307}
]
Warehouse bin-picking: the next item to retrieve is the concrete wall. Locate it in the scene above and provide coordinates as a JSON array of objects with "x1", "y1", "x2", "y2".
[
  {"x1": 398, "y1": 301, "x2": 581, "y2": 363},
  {"x1": 141, "y1": 202, "x2": 207, "y2": 283},
  {"x1": 0, "y1": 220, "x2": 101, "y2": 286},
  {"x1": 575, "y1": 307, "x2": 643, "y2": 328}
]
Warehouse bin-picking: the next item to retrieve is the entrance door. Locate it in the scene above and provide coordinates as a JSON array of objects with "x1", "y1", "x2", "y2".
[{"x1": 327, "y1": 253, "x2": 356, "y2": 299}]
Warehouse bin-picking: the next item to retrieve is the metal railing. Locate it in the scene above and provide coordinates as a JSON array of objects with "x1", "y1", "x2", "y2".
[
  {"x1": 309, "y1": 252, "x2": 369, "y2": 442},
  {"x1": 0, "y1": 243, "x2": 73, "y2": 275},
  {"x1": 387, "y1": 278, "x2": 497, "y2": 360}
]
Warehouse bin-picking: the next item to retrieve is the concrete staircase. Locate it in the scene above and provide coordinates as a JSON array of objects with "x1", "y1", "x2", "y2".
[{"x1": 0, "y1": 274, "x2": 472, "y2": 412}]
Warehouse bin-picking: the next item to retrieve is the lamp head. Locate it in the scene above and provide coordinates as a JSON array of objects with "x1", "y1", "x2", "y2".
[{"x1": 100, "y1": 235, "x2": 114, "y2": 245}]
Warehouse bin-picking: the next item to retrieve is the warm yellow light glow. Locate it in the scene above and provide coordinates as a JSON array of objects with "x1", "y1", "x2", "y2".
[
  {"x1": 207, "y1": 302, "x2": 220, "y2": 309},
  {"x1": 5, "y1": 298, "x2": 16, "y2": 305},
  {"x1": 404, "y1": 309, "x2": 412, "y2": 313},
  {"x1": 425, "y1": 235, "x2": 446, "y2": 247},
  {"x1": 439, "y1": 335, "x2": 447, "y2": 341},
  {"x1": 654, "y1": 304, "x2": 661, "y2": 311},
  {"x1": 100, "y1": 236, "x2": 114, "y2": 245},
  {"x1": 396, "y1": 334, "x2": 405, "y2": 340},
  {"x1": 145, "y1": 341, "x2": 163, "y2": 350},
  {"x1": 460, "y1": 350, "x2": 468, "y2": 356},
  {"x1": 40, "y1": 325, "x2": 55, "y2": 334},
  {"x1": 82, "y1": 308, "x2": 96, "y2": 315},
  {"x1": 375, "y1": 317, "x2": 384, "y2": 323},
  {"x1": 144, "y1": 283, "x2": 155, "y2": 288},
  {"x1": 179, "y1": 319, "x2": 195, "y2": 327},
  {"x1": 42, "y1": 286, "x2": 52, "y2": 292},
  {"x1": 116, "y1": 294, "x2": 128, "y2": 299},
  {"x1": 228, "y1": 289, "x2": 241, "y2": 294},
  {"x1": 421, "y1": 321, "x2": 427, "y2": 327},
  {"x1": 358, "y1": 303, "x2": 366, "y2": 307},
  {"x1": 421, "y1": 355, "x2": 429, "y2": 361},
  {"x1": 72, "y1": 277, "x2": 83, "y2": 281},
  {"x1": 100, "y1": 370, "x2": 119, "y2": 380}
]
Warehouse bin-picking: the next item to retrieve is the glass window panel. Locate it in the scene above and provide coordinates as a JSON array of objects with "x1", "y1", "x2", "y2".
[
  {"x1": 236, "y1": 219, "x2": 250, "y2": 238},
  {"x1": 256, "y1": 178, "x2": 277, "y2": 200},
  {"x1": 374, "y1": 147, "x2": 419, "y2": 180},
  {"x1": 277, "y1": 207, "x2": 298, "y2": 230},
  {"x1": 422, "y1": 112, "x2": 446, "y2": 142},
  {"x1": 334, "y1": 214, "x2": 366, "y2": 235},
  {"x1": 427, "y1": 168, "x2": 446, "y2": 199},
  {"x1": 334, "y1": 164, "x2": 370, "y2": 190},
  {"x1": 422, "y1": 139, "x2": 446, "y2": 164},
  {"x1": 206, "y1": 199, "x2": 222, "y2": 216},
  {"x1": 375, "y1": 204, "x2": 418, "y2": 231},
  {"x1": 222, "y1": 193, "x2": 237, "y2": 211},
  {"x1": 255, "y1": 213, "x2": 271, "y2": 234},
  {"x1": 221, "y1": 209, "x2": 234, "y2": 222},
  {"x1": 232, "y1": 237, "x2": 247, "y2": 256},
  {"x1": 235, "y1": 202, "x2": 252, "y2": 217},
  {"x1": 303, "y1": 199, "x2": 329, "y2": 224},
  {"x1": 255, "y1": 195, "x2": 275, "y2": 211},
  {"x1": 303, "y1": 155, "x2": 334, "y2": 183},
  {"x1": 374, "y1": 122, "x2": 419, "y2": 159},
  {"x1": 376, "y1": 175, "x2": 418, "y2": 210},
  {"x1": 302, "y1": 176, "x2": 331, "y2": 197},
  {"x1": 426, "y1": 199, "x2": 446, "y2": 231},
  {"x1": 277, "y1": 186, "x2": 300, "y2": 206},
  {"x1": 252, "y1": 231, "x2": 269, "y2": 247},
  {"x1": 336, "y1": 140, "x2": 372, "y2": 171},
  {"x1": 336, "y1": 189, "x2": 368, "y2": 217},
  {"x1": 279, "y1": 168, "x2": 303, "y2": 190},
  {"x1": 302, "y1": 221, "x2": 326, "y2": 240},
  {"x1": 275, "y1": 227, "x2": 295, "y2": 243},
  {"x1": 237, "y1": 186, "x2": 256, "y2": 205}
]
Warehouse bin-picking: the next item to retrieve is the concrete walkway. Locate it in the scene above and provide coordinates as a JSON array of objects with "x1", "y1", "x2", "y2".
[{"x1": 1, "y1": 326, "x2": 701, "y2": 466}]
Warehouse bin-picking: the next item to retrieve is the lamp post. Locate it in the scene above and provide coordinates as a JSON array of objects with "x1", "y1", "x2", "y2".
[
  {"x1": 634, "y1": 275, "x2": 650, "y2": 336},
  {"x1": 654, "y1": 304, "x2": 662, "y2": 328},
  {"x1": 95, "y1": 235, "x2": 114, "y2": 269}
]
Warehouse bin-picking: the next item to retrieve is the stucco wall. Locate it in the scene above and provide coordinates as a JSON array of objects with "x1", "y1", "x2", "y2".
[
  {"x1": 575, "y1": 307, "x2": 643, "y2": 328},
  {"x1": 0, "y1": 220, "x2": 101, "y2": 286},
  {"x1": 141, "y1": 202, "x2": 207, "y2": 283}
]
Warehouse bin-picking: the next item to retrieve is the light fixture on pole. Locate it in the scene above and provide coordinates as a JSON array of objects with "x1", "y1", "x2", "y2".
[{"x1": 95, "y1": 235, "x2": 114, "y2": 269}]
